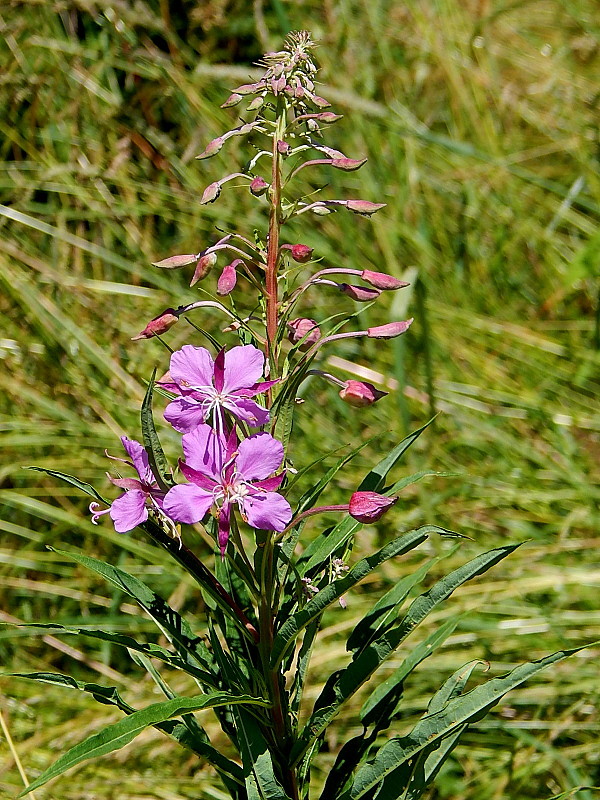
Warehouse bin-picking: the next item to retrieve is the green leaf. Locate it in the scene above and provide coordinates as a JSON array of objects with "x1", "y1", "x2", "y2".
[
  {"x1": 24, "y1": 467, "x2": 107, "y2": 504},
  {"x1": 12, "y1": 623, "x2": 217, "y2": 687},
  {"x1": 233, "y1": 707, "x2": 293, "y2": 800},
  {"x1": 50, "y1": 548, "x2": 215, "y2": 676},
  {"x1": 6, "y1": 672, "x2": 244, "y2": 787},
  {"x1": 341, "y1": 644, "x2": 596, "y2": 800},
  {"x1": 272, "y1": 527, "x2": 430, "y2": 669},
  {"x1": 141, "y1": 369, "x2": 174, "y2": 491},
  {"x1": 360, "y1": 419, "x2": 435, "y2": 492},
  {"x1": 19, "y1": 692, "x2": 267, "y2": 796},
  {"x1": 293, "y1": 543, "x2": 521, "y2": 763}
]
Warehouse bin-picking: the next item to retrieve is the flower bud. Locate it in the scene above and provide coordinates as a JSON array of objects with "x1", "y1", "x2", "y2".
[
  {"x1": 277, "y1": 139, "x2": 290, "y2": 156},
  {"x1": 339, "y1": 380, "x2": 387, "y2": 407},
  {"x1": 190, "y1": 252, "x2": 217, "y2": 286},
  {"x1": 250, "y1": 176, "x2": 269, "y2": 196},
  {"x1": 131, "y1": 309, "x2": 179, "y2": 341},
  {"x1": 221, "y1": 93, "x2": 243, "y2": 108},
  {"x1": 217, "y1": 261, "x2": 240, "y2": 296},
  {"x1": 346, "y1": 200, "x2": 386, "y2": 216},
  {"x1": 233, "y1": 82, "x2": 265, "y2": 95},
  {"x1": 339, "y1": 283, "x2": 381, "y2": 302},
  {"x1": 246, "y1": 96, "x2": 264, "y2": 111},
  {"x1": 314, "y1": 112, "x2": 343, "y2": 123},
  {"x1": 287, "y1": 318, "x2": 321, "y2": 349},
  {"x1": 311, "y1": 94, "x2": 331, "y2": 108},
  {"x1": 196, "y1": 137, "x2": 224, "y2": 160},
  {"x1": 200, "y1": 182, "x2": 221, "y2": 205},
  {"x1": 367, "y1": 319, "x2": 414, "y2": 339},
  {"x1": 361, "y1": 270, "x2": 410, "y2": 290},
  {"x1": 331, "y1": 158, "x2": 367, "y2": 171},
  {"x1": 152, "y1": 253, "x2": 197, "y2": 269},
  {"x1": 349, "y1": 491, "x2": 397, "y2": 523},
  {"x1": 281, "y1": 243, "x2": 313, "y2": 263}
]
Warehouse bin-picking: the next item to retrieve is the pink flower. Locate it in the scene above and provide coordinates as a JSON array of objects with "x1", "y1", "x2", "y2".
[
  {"x1": 348, "y1": 491, "x2": 397, "y2": 523},
  {"x1": 90, "y1": 438, "x2": 167, "y2": 534},
  {"x1": 287, "y1": 318, "x2": 321, "y2": 349},
  {"x1": 163, "y1": 426, "x2": 292, "y2": 554},
  {"x1": 339, "y1": 380, "x2": 387, "y2": 407},
  {"x1": 163, "y1": 344, "x2": 275, "y2": 433}
]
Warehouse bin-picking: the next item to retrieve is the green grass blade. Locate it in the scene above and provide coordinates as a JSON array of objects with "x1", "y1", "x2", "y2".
[
  {"x1": 141, "y1": 369, "x2": 175, "y2": 491},
  {"x1": 24, "y1": 466, "x2": 107, "y2": 504}
]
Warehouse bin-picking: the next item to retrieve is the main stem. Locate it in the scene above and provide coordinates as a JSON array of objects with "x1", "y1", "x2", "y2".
[{"x1": 265, "y1": 108, "x2": 284, "y2": 372}]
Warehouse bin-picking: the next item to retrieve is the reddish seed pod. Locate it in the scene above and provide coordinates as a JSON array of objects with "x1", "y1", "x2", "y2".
[
  {"x1": 349, "y1": 491, "x2": 397, "y2": 523},
  {"x1": 339, "y1": 380, "x2": 387, "y2": 407}
]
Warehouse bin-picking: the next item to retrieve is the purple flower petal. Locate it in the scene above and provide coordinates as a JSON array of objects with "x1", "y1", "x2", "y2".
[
  {"x1": 178, "y1": 460, "x2": 218, "y2": 491},
  {"x1": 236, "y1": 433, "x2": 284, "y2": 481},
  {"x1": 213, "y1": 348, "x2": 226, "y2": 393},
  {"x1": 242, "y1": 490, "x2": 292, "y2": 531},
  {"x1": 109, "y1": 490, "x2": 148, "y2": 533},
  {"x1": 107, "y1": 475, "x2": 143, "y2": 490},
  {"x1": 164, "y1": 398, "x2": 208, "y2": 432},
  {"x1": 234, "y1": 379, "x2": 279, "y2": 398},
  {"x1": 170, "y1": 345, "x2": 214, "y2": 389},
  {"x1": 222, "y1": 397, "x2": 270, "y2": 427},
  {"x1": 222, "y1": 345, "x2": 265, "y2": 393},
  {"x1": 182, "y1": 424, "x2": 226, "y2": 479},
  {"x1": 218, "y1": 505, "x2": 231, "y2": 556},
  {"x1": 163, "y1": 483, "x2": 214, "y2": 524},
  {"x1": 253, "y1": 474, "x2": 285, "y2": 491},
  {"x1": 121, "y1": 437, "x2": 153, "y2": 484}
]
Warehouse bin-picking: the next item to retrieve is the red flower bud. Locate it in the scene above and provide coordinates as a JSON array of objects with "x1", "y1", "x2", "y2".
[
  {"x1": 196, "y1": 137, "x2": 224, "y2": 160},
  {"x1": 331, "y1": 158, "x2": 367, "y2": 171},
  {"x1": 349, "y1": 491, "x2": 397, "y2": 523},
  {"x1": 339, "y1": 283, "x2": 381, "y2": 302},
  {"x1": 217, "y1": 261, "x2": 240, "y2": 296},
  {"x1": 281, "y1": 243, "x2": 313, "y2": 263},
  {"x1": 277, "y1": 139, "x2": 290, "y2": 155},
  {"x1": 339, "y1": 380, "x2": 387, "y2": 407},
  {"x1": 250, "y1": 176, "x2": 269, "y2": 196},
  {"x1": 152, "y1": 254, "x2": 197, "y2": 269},
  {"x1": 287, "y1": 318, "x2": 321, "y2": 349},
  {"x1": 190, "y1": 252, "x2": 217, "y2": 286},
  {"x1": 367, "y1": 319, "x2": 414, "y2": 339},
  {"x1": 311, "y1": 94, "x2": 331, "y2": 108},
  {"x1": 221, "y1": 93, "x2": 243, "y2": 108},
  {"x1": 361, "y1": 270, "x2": 410, "y2": 290},
  {"x1": 131, "y1": 309, "x2": 179, "y2": 341}
]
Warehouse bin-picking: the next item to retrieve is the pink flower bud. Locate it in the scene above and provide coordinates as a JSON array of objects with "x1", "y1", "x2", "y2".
[
  {"x1": 277, "y1": 139, "x2": 290, "y2": 156},
  {"x1": 339, "y1": 283, "x2": 381, "y2": 302},
  {"x1": 287, "y1": 318, "x2": 321, "y2": 349},
  {"x1": 339, "y1": 380, "x2": 387, "y2": 407},
  {"x1": 282, "y1": 243, "x2": 313, "y2": 263},
  {"x1": 221, "y1": 93, "x2": 243, "y2": 108},
  {"x1": 272, "y1": 75, "x2": 287, "y2": 94},
  {"x1": 367, "y1": 319, "x2": 414, "y2": 339},
  {"x1": 233, "y1": 82, "x2": 265, "y2": 95},
  {"x1": 200, "y1": 182, "x2": 221, "y2": 205},
  {"x1": 190, "y1": 252, "x2": 217, "y2": 286},
  {"x1": 331, "y1": 158, "x2": 367, "y2": 171},
  {"x1": 311, "y1": 94, "x2": 331, "y2": 108},
  {"x1": 349, "y1": 491, "x2": 397, "y2": 523},
  {"x1": 361, "y1": 270, "x2": 410, "y2": 290},
  {"x1": 152, "y1": 254, "x2": 197, "y2": 269},
  {"x1": 346, "y1": 200, "x2": 387, "y2": 216},
  {"x1": 131, "y1": 309, "x2": 179, "y2": 341},
  {"x1": 246, "y1": 96, "x2": 264, "y2": 111},
  {"x1": 314, "y1": 112, "x2": 343, "y2": 123},
  {"x1": 217, "y1": 261, "x2": 240, "y2": 296},
  {"x1": 196, "y1": 137, "x2": 224, "y2": 160},
  {"x1": 250, "y1": 176, "x2": 269, "y2": 196}
]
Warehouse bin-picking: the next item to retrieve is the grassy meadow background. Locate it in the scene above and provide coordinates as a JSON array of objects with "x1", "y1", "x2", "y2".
[{"x1": 1, "y1": 1, "x2": 599, "y2": 797}]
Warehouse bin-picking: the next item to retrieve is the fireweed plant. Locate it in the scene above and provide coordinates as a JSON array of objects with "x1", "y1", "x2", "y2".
[{"x1": 13, "y1": 32, "x2": 591, "y2": 800}]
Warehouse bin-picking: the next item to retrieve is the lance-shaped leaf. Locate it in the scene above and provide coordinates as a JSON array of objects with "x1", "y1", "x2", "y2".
[
  {"x1": 272, "y1": 527, "x2": 430, "y2": 669},
  {"x1": 6, "y1": 671, "x2": 244, "y2": 786},
  {"x1": 24, "y1": 467, "x2": 107, "y2": 504},
  {"x1": 141, "y1": 370, "x2": 174, "y2": 491},
  {"x1": 50, "y1": 548, "x2": 216, "y2": 676},
  {"x1": 19, "y1": 691, "x2": 268, "y2": 796},
  {"x1": 233, "y1": 706, "x2": 293, "y2": 800},
  {"x1": 340, "y1": 644, "x2": 596, "y2": 800},
  {"x1": 292, "y1": 543, "x2": 522, "y2": 764}
]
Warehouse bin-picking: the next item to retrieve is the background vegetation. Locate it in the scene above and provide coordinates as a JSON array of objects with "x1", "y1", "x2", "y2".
[{"x1": 1, "y1": 1, "x2": 599, "y2": 797}]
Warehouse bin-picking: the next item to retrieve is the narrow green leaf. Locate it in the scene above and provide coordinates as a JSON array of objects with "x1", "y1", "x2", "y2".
[
  {"x1": 342, "y1": 644, "x2": 596, "y2": 800},
  {"x1": 141, "y1": 369, "x2": 174, "y2": 491},
  {"x1": 24, "y1": 467, "x2": 107, "y2": 504},
  {"x1": 273, "y1": 528, "x2": 430, "y2": 669},
  {"x1": 360, "y1": 420, "x2": 435, "y2": 492},
  {"x1": 6, "y1": 672, "x2": 244, "y2": 786},
  {"x1": 51, "y1": 548, "x2": 215, "y2": 675},
  {"x1": 19, "y1": 692, "x2": 267, "y2": 796},
  {"x1": 233, "y1": 707, "x2": 292, "y2": 800},
  {"x1": 293, "y1": 543, "x2": 521, "y2": 763}
]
